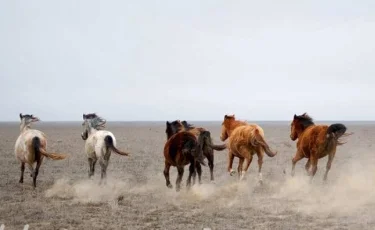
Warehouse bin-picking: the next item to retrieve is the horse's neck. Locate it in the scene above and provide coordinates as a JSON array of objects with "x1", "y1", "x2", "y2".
[
  {"x1": 298, "y1": 124, "x2": 315, "y2": 137},
  {"x1": 20, "y1": 123, "x2": 31, "y2": 133},
  {"x1": 227, "y1": 120, "x2": 246, "y2": 135}
]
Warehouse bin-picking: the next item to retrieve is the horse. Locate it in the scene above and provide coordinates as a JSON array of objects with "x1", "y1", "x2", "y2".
[
  {"x1": 164, "y1": 121, "x2": 207, "y2": 191},
  {"x1": 81, "y1": 113, "x2": 130, "y2": 183},
  {"x1": 166, "y1": 120, "x2": 227, "y2": 182},
  {"x1": 290, "y1": 113, "x2": 351, "y2": 182},
  {"x1": 14, "y1": 113, "x2": 68, "y2": 188},
  {"x1": 220, "y1": 114, "x2": 277, "y2": 182}
]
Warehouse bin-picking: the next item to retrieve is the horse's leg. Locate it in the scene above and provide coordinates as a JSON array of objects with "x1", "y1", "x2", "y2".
[
  {"x1": 176, "y1": 166, "x2": 184, "y2": 192},
  {"x1": 237, "y1": 158, "x2": 244, "y2": 180},
  {"x1": 88, "y1": 158, "x2": 93, "y2": 178},
  {"x1": 228, "y1": 151, "x2": 236, "y2": 176},
  {"x1": 309, "y1": 155, "x2": 318, "y2": 183},
  {"x1": 196, "y1": 162, "x2": 202, "y2": 185},
  {"x1": 256, "y1": 150, "x2": 264, "y2": 183},
  {"x1": 323, "y1": 153, "x2": 335, "y2": 181},
  {"x1": 99, "y1": 158, "x2": 109, "y2": 185},
  {"x1": 163, "y1": 161, "x2": 172, "y2": 188},
  {"x1": 291, "y1": 152, "x2": 304, "y2": 177},
  {"x1": 304, "y1": 159, "x2": 311, "y2": 175},
  {"x1": 240, "y1": 154, "x2": 253, "y2": 181},
  {"x1": 207, "y1": 151, "x2": 214, "y2": 181},
  {"x1": 33, "y1": 160, "x2": 42, "y2": 188},
  {"x1": 186, "y1": 161, "x2": 195, "y2": 189},
  {"x1": 19, "y1": 162, "x2": 25, "y2": 183}
]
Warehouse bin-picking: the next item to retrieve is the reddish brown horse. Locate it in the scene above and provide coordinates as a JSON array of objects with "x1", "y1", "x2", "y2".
[
  {"x1": 167, "y1": 120, "x2": 226, "y2": 182},
  {"x1": 164, "y1": 121, "x2": 207, "y2": 192},
  {"x1": 290, "y1": 113, "x2": 350, "y2": 181},
  {"x1": 220, "y1": 115, "x2": 277, "y2": 182}
]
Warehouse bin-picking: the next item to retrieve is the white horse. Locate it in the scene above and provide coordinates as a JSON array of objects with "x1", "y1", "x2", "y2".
[
  {"x1": 14, "y1": 113, "x2": 68, "y2": 188},
  {"x1": 81, "y1": 113, "x2": 130, "y2": 182}
]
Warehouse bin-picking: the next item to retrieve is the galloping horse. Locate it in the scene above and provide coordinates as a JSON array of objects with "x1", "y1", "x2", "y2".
[
  {"x1": 81, "y1": 113, "x2": 130, "y2": 183},
  {"x1": 290, "y1": 113, "x2": 350, "y2": 181},
  {"x1": 14, "y1": 114, "x2": 68, "y2": 188},
  {"x1": 166, "y1": 120, "x2": 226, "y2": 182},
  {"x1": 220, "y1": 114, "x2": 277, "y2": 182},
  {"x1": 164, "y1": 121, "x2": 207, "y2": 191}
]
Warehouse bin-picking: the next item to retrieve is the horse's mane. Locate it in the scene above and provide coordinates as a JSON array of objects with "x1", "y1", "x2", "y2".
[
  {"x1": 295, "y1": 113, "x2": 315, "y2": 128},
  {"x1": 181, "y1": 121, "x2": 194, "y2": 130},
  {"x1": 88, "y1": 116, "x2": 106, "y2": 130}
]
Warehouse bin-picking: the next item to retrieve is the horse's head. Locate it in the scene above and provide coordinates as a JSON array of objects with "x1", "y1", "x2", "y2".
[
  {"x1": 220, "y1": 114, "x2": 235, "y2": 141},
  {"x1": 81, "y1": 113, "x2": 106, "y2": 140},
  {"x1": 165, "y1": 120, "x2": 184, "y2": 139},
  {"x1": 19, "y1": 113, "x2": 40, "y2": 129},
  {"x1": 290, "y1": 113, "x2": 314, "y2": 141}
]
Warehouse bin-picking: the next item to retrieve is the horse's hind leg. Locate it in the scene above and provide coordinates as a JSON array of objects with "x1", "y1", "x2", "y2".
[
  {"x1": 228, "y1": 152, "x2": 236, "y2": 176},
  {"x1": 186, "y1": 161, "x2": 195, "y2": 189},
  {"x1": 99, "y1": 159, "x2": 109, "y2": 185},
  {"x1": 237, "y1": 158, "x2": 244, "y2": 180},
  {"x1": 323, "y1": 153, "x2": 335, "y2": 181},
  {"x1": 196, "y1": 162, "x2": 202, "y2": 185},
  {"x1": 207, "y1": 152, "x2": 214, "y2": 181},
  {"x1": 256, "y1": 150, "x2": 264, "y2": 183},
  {"x1": 19, "y1": 162, "x2": 25, "y2": 183},
  {"x1": 163, "y1": 161, "x2": 172, "y2": 188},
  {"x1": 291, "y1": 152, "x2": 304, "y2": 177},
  {"x1": 305, "y1": 159, "x2": 311, "y2": 175},
  {"x1": 88, "y1": 158, "x2": 94, "y2": 178},
  {"x1": 241, "y1": 154, "x2": 253, "y2": 181},
  {"x1": 309, "y1": 155, "x2": 318, "y2": 183},
  {"x1": 33, "y1": 160, "x2": 41, "y2": 188},
  {"x1": 176, "y1": 166, "x2": 184, "y2": 192}
]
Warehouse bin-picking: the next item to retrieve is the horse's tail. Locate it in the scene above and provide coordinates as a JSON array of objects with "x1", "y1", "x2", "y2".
[
  {"x1": 326, "y1": 123, "x2": 349, "y2": 146},
  {"x1": 32, "y1": 137, "x2": 68, "y2": 160},
  {"x1": 197, "y1": 130, "x2": 227, "y2": 151},
  {"x1": 250, "y1": 129, "x2": 277, "y2": 157},
  {"x1": 104, "y1": 135, "x2": 130, "y2": 156}
]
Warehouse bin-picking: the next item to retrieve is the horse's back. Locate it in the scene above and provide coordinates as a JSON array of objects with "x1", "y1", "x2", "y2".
[
  {"x1": 164, "y1": 131, "x2": 196, "y2": 165},
  {"x1": 15, "y1": 129, "x2": 46, "y2": 163},
  {"x1": 85, "y1": 130, "x2": 116, "y2": 158}
]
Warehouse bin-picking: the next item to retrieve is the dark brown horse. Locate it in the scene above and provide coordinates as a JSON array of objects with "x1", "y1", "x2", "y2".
[
  {"x1": 166, "y1": 120, "x2": 226, "y2": 182},
  {"x1": 290, "y1": 113, "x2": 351, "y2": 182},
  {"x1": 164, "y1": 122, "x2": 207, "y2": 192}
]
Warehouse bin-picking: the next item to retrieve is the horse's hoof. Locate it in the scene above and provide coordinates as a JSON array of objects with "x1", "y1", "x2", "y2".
[
  {"x1": 259, "y1": 180, "x2": 263, "y2": 185},
  {"x1": 229, "y1": 170, "x2": 236, "y2": 176},
  {"x1": 19, "y1": 180, "x2": 23, "y2": 184},
  {"x1": 167, "y1": 184, "x2": 173, "y2": 189}
]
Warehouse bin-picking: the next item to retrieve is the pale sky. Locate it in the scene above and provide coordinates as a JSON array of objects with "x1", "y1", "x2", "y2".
[{"x1": 1, "y1": 0, "x2": 374, "y2": 121}]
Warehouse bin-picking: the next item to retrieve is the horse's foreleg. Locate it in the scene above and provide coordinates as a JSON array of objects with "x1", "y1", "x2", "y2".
[
  {"x1": 163, "y1": 161, "x2": 172, "y2": 188},
  {"x1": 196, "y1": 162, "x2": 202, "y2": 185},
  {"x1": 323, "y1": 153, "x2": 334, "y2": 181},
  {"x1": 291, "y1": 152, "x2": 304, "y2": 177},
  {"x1": 19, "y1": 162, "x2": 25, "y2": 183},
  {"x1": 228, "y1": 152, "x2": 235, "y2": 176},
  {"x1": 33, "y1": 160, "x2": 41, "y2": 188},
  {"x1": 186, "y1": 161, "x2": 195, "y2": 189},
  {"x1": 176, "y1": 166, "x2": 184, "y2": 192}
]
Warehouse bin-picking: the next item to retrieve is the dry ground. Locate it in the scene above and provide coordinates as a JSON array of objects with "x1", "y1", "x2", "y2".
[{"x1": 1, "y1": 121, "x2": 375, "y2": 230}]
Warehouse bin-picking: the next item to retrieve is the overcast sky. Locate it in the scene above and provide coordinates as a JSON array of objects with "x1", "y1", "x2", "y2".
[{"x1": 1, "y1": 0, "x2": 374, "y2": 121}]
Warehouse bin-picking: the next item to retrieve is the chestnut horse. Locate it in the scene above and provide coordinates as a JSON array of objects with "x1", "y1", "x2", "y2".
[
  {"x1": 14, "y1": 114, "x2": 68, "y2": 188},
  {"x1": 164, "y1": 121, "x2": 207, "y2": 192},
  {"x1": 220, "y1": 115, "x2": 277, "y2": 182},
  {"x1": 290, "y1": 113, "x2": 350, "y2": 181},
  {"x1": 166, "y1": 120, "x2": 226, "y2": 182}
]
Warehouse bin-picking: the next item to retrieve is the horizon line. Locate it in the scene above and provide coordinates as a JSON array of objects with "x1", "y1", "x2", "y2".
[{"x1": 1, "y1": 120, "x2": 375, "y2": 122}]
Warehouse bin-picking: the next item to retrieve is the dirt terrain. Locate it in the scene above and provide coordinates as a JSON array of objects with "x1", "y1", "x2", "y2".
[{"x1": 1, "y1": 121, "x2": 375, "y2": 230}]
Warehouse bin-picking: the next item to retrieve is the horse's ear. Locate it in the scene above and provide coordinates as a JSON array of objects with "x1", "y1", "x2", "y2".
[
  {"x1": 302, "y1": 112, "x2": 307, "y2": 116},
  {"x1": 83, "y1": 114, "x2": 86, "y2": 119},
  {"x1": 224, "y1": 115, "x2": 228, "y2": 119},
  {"x1": 166, "y1": 121, "x2": 170, "y2": 125},
  {"x1": 19, "y1": 113, "x2": 23, "y2": 119},
  {"x1": 294, "y1": 114, "x2": 297, "y2": 119}
]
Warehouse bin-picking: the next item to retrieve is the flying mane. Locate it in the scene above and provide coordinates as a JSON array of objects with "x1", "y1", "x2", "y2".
[
  {"x1": 89, "y1": 116, "x2": 107, "y2": 130},
  {"x1": 294, "y1": 113, "x2": 315, "y2": 128}
]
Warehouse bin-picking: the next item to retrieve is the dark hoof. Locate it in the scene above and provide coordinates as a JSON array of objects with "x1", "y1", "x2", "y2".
[
  {"x1": 167, "y1": 184, "x2": 173, "y2": 189},
  {"x1": 19, "y1": 180, "x2": 23, "y2": 183}
]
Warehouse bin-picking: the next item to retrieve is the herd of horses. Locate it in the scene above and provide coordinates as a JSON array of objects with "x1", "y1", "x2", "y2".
[{"x1": 13, "y1": 112, "x2": 351, "y2": 191}]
